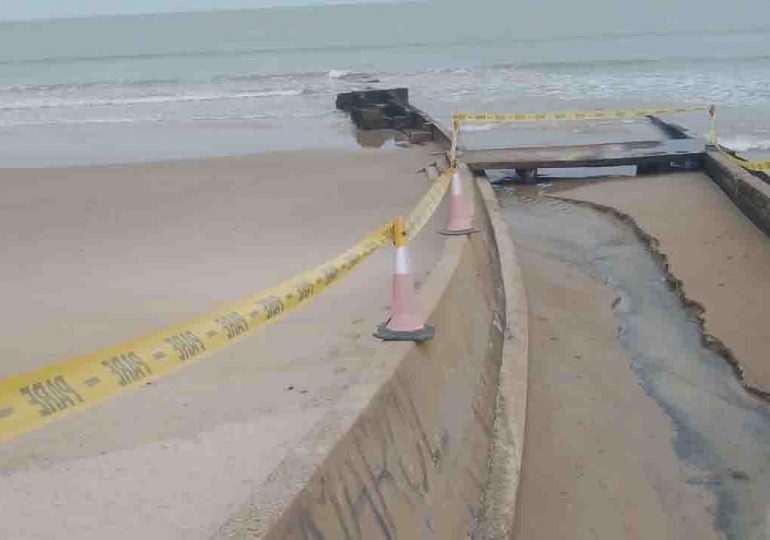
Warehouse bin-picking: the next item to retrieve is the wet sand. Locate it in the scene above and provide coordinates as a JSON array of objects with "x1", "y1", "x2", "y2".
[
  {"x1": 0, "y1": 147, "x2": 447, "y2": 539},
  {"x1": 552, "y1": 172, "x2": 770, "y2": 395},
  {"x1": 502, "y1": 180, "x2": 770, "y2": 539}
]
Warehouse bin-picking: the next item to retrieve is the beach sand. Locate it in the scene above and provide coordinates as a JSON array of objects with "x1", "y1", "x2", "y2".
[{"x1": 0, "y1": 146, "x2": 447, "y2": 539}]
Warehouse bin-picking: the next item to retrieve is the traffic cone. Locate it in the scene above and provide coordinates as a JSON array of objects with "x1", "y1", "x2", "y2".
[
  {"x1": 374, "y1": 217, "x2": 435, "y2": 342},
  {"x1": 441, "y1": 168, "x2": 478, "y2": 236}
]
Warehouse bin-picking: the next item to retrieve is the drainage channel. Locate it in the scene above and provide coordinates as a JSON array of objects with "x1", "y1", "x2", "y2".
[{"x1": 497, "y1": 184, "x2": 770, "y2": 539}]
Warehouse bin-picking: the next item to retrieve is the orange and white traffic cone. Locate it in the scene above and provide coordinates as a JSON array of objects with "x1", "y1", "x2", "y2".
[
  {"x1": 441, "y1": 168, "x2": 478, "y2": 236},
  {"x1": 374, "y1": 217, "x2": 435, "y2": 342}
]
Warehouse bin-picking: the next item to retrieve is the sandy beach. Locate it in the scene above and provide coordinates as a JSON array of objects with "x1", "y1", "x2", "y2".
[{"x1": 0, "y1": 145, "x2": 447, "y2": 538}]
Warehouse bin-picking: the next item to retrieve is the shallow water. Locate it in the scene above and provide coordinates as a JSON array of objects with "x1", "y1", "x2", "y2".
[
  {"x1": 1, "y1": 3, "x2": 769, "y2": 165},
  {"x1": 497, "y1": 186, "x2": 770, "y2": 539}
]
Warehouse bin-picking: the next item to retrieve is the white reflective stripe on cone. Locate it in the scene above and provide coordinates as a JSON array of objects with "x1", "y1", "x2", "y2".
[
  {"x1": 451, "y1": 171, "x2": 462, "y2": 196},
  {"x1": 394, "y1": 245, "x2": 410, "y2": 275}
]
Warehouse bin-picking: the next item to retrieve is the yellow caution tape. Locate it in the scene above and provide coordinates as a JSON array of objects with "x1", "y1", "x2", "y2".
[
  {"x1": 0, "y1": 166, "x2": 454, "y2": 445},
  {"x1": 0, "y1": 223, "x2": 393, "y2": 445},
  {"x1": 405, "y1": 169, "x2": 452, "y2": 242},
  {"x1": 0, "y1": 224, "x2": 395, "y2": 445},
  {"x1": 716, "y1": 144, "x2": 770, "y2": 172},
  {"x1": 453, "y1": 106, "x2": 705, "y2": 125}
]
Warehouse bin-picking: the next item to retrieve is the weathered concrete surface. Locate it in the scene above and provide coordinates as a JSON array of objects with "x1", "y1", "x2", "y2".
[
  {"x1": 704, "y1": 149, "x2": 770, "y2": 240},
  {"x1": 555, "y1": 172, "x2": 770, "y2": 396},
  {"x1": 462, "y1": 139, "x2": 703, "y2": 172},
  {"x1": 471, "y1": 176, "x2": 529, "y2": 539},
  {"x1": 503, "y1": 185, "x2": 770, "y2": 539},
  {"x1": 501, "y1": 190, "x2": 722, "y2": 539},
  {"x1": 217, "y1": 172, "x2": 524, "y2": 539}
]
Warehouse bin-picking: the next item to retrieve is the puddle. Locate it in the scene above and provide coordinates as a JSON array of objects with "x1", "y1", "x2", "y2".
[
  {"x1": 353, "y1": 127, "x2": 410, "y2": 148},
  {"x1": 496, "y1": 185, "x2": 770, "y2": 539}
]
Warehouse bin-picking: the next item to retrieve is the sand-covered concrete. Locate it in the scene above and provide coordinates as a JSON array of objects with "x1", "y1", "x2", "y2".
[
  {"x1": 503, "y1": 179, "x2": 770, "y2": 538},
  {"x1": 0, "y1": 146, "x2": 447, "y2": 539},
  {"x1": 556, "y1": 173, "x2": 770, "y2": 395},
  {"x1": 503, "y1": 193, "x2": 718, "y2": 539}
]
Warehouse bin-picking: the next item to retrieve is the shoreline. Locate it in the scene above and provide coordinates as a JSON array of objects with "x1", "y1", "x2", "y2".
[
  {"x1": 0, "y1": 138, "x2": 416, "y2": 170},
  {"x1": 0, "y1": 115, "x2": 374, "y2": 169}
]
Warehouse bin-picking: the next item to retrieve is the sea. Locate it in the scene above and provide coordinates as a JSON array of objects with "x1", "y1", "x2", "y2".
[{"x1": 1, "y1": 0, "x2": 769, "y2": 166}]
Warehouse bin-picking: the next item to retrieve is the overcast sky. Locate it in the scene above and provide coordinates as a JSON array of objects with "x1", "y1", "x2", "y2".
[{"x1": 0, "y1": 0, "x2": 407, "y2": 22}]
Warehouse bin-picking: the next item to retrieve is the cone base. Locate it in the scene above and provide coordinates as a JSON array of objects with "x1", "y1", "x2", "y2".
[
  {"x1": 373, "y1": 323, "x2": 435, "y2": 342},
  {"x1": 439, "y1": 227, "x2": 479, "y2": 236}
]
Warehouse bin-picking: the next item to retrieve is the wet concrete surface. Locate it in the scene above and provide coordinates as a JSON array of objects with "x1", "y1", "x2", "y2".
[{"x1": 498, "y1": 184, "x2": 770, "y2": 539}]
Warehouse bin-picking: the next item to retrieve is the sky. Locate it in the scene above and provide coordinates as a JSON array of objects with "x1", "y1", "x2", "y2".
[{"x1": 0, "y1": 0, "x2": 409, "y2": 22}]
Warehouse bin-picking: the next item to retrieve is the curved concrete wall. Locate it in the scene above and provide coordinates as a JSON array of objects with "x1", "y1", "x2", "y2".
[
  {"x1": 215, "y1": 170, "x2": 528, "y2": 539},
  {"x1": 471, "y1": 177, "x2": 529, "y2": 538},
  {"x1": 705, "y1": 149, "x2": 770, "y2": 240}
]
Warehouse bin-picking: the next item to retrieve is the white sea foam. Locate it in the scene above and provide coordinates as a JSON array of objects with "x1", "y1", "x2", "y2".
[
  {"x1": 327, "y1": 69, "x2": 371, "y2": 80},
  {"x1": 719, "y1": 136, "x2": 770, "y2": 153},
  {"x1": 0, "y1": 110, "x2": 333, "y2": 128},
  {"x1": 0, "y1": 118, "x2": 144, "y2": 127},
  {"x1": 0, "y1": 89, "x2": 305, "y2": 111}
]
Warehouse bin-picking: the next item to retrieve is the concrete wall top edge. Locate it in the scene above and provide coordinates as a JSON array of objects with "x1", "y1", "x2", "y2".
[
  {"x1": 705, "y1": 149, "x2": 770, "y2": 240},
  {"x1": 215, "y1": 168, "x2": 518, "y2": 539}
]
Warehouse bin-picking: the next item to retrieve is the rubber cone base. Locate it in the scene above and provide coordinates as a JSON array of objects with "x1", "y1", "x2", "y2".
[
  {"x1": 439, "y1": 227, "x2": 479, "y2": 236},
  {"x1": 373, "y1": 323, "x2": 435, "y2": 342}
]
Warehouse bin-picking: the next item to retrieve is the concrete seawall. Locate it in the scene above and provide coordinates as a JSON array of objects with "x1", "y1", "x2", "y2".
[
  {"x1": 215, "y1": 170, "x2": 528, "y2": 538},
  {"x1": 704, "y1": 148, "x2": 770, "y2": 240},
  {"x1": 471, "y1": 178, "x2": 529, "y2": 538}
]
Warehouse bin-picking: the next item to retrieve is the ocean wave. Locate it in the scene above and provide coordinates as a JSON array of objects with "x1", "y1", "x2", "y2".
[
  {"x1": 0, "y1": 38, "x2": 477, "y2": 68},
  {"x1": 327, "y1": 69, "x2": 373, "y2": 80},
  {"x1": 0, "y1": 46, "x2": 303, "y2": 67},
  {"x1": 0, "y1": 35, "x2": 502, "y2": 68},
  {"x1": 0, "y1": 71, "x2": 332, "y2": 95},
  {"x1": 0, "y1": 88, "x2": 306, "y2": 111},
  {"x1": 486, "y1": 53, "x2": 770, "y2": 73},
  {"x1": 0, "y1": 110, "x2": 335, "y2": 128},
  {"x1": 0, "y1": 117, "x2": 156, "y2": 127},
  {"x1": 0, "y1": 78, "x2": 184, "y2": 93},
  {"x1": 719, "y1": 136, "x2": 770, "y2": 152},
  {"x1": 5, "y1": 26, "x2": 769, "y2": 68}
]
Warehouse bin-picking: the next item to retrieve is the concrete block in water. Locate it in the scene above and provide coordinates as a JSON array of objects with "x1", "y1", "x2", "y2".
[
  {"x1": 351, "y1": 107, "x2": 391, "y2": 130},
  {"x1": 335, "y1": 88, "x2": 409, "y2": 111},
  {"x1": 409, "y1": 130, "x2": 433, "y2": 144},
  {"x1": 390, "y1": 115, "x2": 413, "y2": 130}
]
